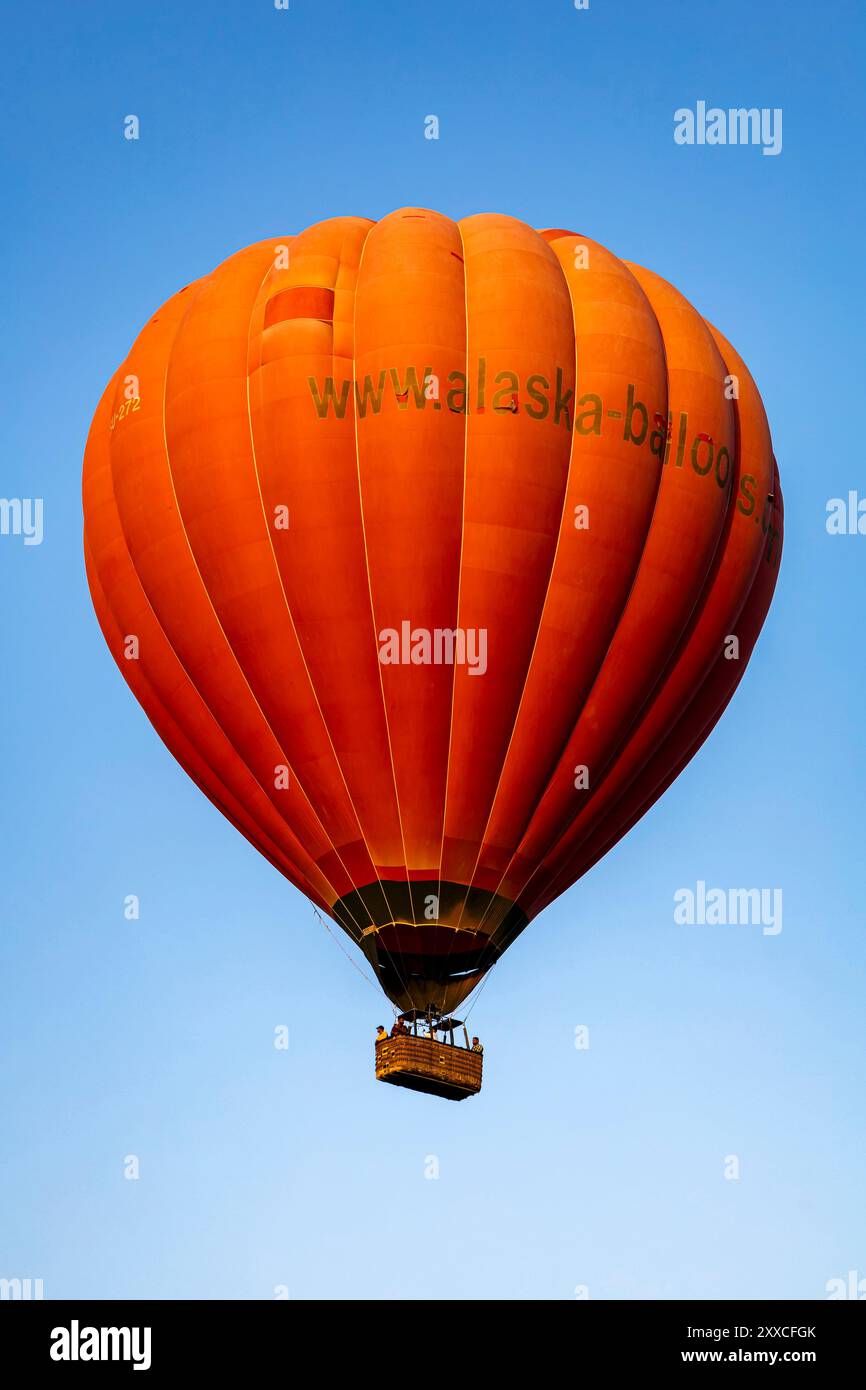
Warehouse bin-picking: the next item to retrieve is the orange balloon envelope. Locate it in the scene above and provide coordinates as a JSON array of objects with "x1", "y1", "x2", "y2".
[{"x1": 83, "y1": 208, "x2": 783, "y2": 1015}]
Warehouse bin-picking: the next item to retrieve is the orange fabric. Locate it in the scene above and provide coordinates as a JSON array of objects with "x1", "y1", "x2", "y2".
[
  {"x1": 82, "y1": 208, "x2": 783, "y2": 990},
  {"x1": 264, "y1": 285, "x2": 336, "y2": 329}
]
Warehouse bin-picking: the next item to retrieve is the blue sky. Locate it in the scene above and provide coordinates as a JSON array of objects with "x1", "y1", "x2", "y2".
[{"x1": 1, "y1": 0, "x2": 864, "y2": 1300}]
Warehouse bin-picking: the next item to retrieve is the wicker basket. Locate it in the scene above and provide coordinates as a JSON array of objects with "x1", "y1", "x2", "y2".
[{"x1": 375, "y1": 1035, "x2": 483, "y2": 1101}]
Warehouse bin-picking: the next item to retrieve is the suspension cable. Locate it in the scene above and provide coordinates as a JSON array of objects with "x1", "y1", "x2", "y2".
[{"x1": 311, "y1": 906, "x2": 398, "y2": 1015}]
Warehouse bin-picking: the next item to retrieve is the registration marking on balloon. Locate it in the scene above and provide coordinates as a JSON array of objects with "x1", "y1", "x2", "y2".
[{"x1": 308, "y1": 360, "x2": 780, "y2": 561}]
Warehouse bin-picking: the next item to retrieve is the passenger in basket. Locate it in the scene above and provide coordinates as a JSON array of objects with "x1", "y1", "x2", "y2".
[
  {"x1": 375, "y1": 1025, "x2": 389, "y2": 1044},
  {"x1": 471, "y1": 1036, "x2": 483, "y2": 1054},
  {"x1": 390, "y1": 1018, "x2": 408, "y2": 1037}
]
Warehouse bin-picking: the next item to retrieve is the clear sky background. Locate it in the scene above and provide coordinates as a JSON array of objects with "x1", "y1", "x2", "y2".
[{"x1": 1, "y1": 0, "x2": 864, "y2": 1301}]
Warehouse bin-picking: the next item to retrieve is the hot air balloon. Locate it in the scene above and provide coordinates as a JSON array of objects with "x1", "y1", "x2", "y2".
[{"x1": 83, "y1": 208, "x2": 782, "y2": 1100}]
